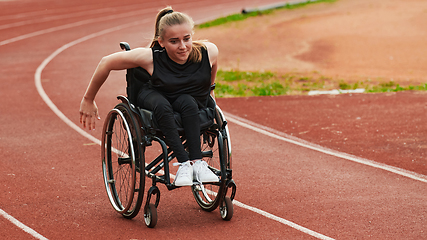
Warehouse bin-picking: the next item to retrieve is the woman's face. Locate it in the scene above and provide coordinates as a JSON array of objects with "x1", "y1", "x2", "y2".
[{"x1": 159, "y1": 23, "x2": 193, "y2": 64}]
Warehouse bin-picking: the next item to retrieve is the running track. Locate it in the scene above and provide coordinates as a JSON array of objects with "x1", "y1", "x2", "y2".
[{"x1": 1, "y1": 0, "x2": 426, "y2": 239}]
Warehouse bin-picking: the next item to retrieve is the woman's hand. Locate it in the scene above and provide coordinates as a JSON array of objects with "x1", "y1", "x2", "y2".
[{"x1": 79, "y1": 98, "x2": 100, "y2": 130}]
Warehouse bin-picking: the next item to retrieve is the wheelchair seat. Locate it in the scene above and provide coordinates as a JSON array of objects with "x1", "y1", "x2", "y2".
[{"x1": 136, "y1": 101, "x2": 215, "y2": 134}]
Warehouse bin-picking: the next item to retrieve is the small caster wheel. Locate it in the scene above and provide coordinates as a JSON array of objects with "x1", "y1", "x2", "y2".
[
  {"x1": 144, "y1": 203, "x2": 157, "y2": 228},
  {"x1": 220, "y1": 196, "x2": 233, "y2": 221}
]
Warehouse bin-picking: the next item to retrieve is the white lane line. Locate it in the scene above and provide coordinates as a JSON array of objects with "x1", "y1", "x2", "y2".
[
  {"x1": 0, "y1": 8, "x2": 156, "y2": 46},
  {"x1": 0, "y1": 209, "x2": 49, "y2": 240},
  {"x1": 233, "y1": 200, "x2": 334, "y2": 240},
  {"x1": 0, "y1": 8, "x2": 116, "y2": 30},
  {"x1": 33, "y1": 17, "x2": 335, "y2": 240},
  {"x1": 0, "y1": 3, "x2": 155, "y2": 30},
  {"x1": 0, "y1": 4, "x2": 113, "y2": 21},
  {"x1": 224, "y1": 112, "x2": 427, "y2": 183}
]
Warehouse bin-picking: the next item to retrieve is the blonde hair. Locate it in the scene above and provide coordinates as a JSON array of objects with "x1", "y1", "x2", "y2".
[{"x1": 150, "y1": 6, "x2": 205, "y2": 63}]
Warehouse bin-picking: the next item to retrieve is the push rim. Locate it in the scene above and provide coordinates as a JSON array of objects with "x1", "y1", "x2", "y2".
[
  {"x1": 117, "y1": 103, "x2": 146, "y2": 219},
  {"x1": 101, "y1": 107, "x2": 136, "y2": 214}
]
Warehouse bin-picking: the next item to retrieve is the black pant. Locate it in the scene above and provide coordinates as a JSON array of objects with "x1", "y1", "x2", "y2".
[{"x1": 137, "y1": 89, "x2": 202, "y2": 163}]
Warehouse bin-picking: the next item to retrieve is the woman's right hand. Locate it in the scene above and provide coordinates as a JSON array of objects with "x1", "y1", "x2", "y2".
[
  {"x1": 78, "y1": 47, "x2": 152, "y2": 130},
  {"x1": 79, "y1": 97, "x2": 100, "y2": 130}
]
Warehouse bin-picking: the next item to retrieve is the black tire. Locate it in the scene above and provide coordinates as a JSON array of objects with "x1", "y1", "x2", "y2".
[
  {"x1": 144, "y1": 203, "x2": 158, "y2": 228},
  {"x1": 214, "y1": 105, "x2": 232, "y2": 169},
  {"x1": 101, "y1": 103, "x2": 145, "y2": 218},
  {"x1": 220, "y1": 196, "x2": 233, "y2": 221},
  {"x1": 191, "y1": 109, "x2": 229, "y2": 211},
  {"x1": 119, "y1": 103, "x2": 146, "y2": 219}
]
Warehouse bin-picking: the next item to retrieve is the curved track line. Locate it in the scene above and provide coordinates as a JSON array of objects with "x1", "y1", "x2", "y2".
[
  {"x1": 0, "y1": 8, "x2": 156, "y2": 46},
  {"x1": 0, "y1": 4, "x2": 125, "y2": 21},
  {"x1": 224, "y1": 113, "x2": 427, "y2": 183},
  {"x1": 33, "y1": 17, "x2": 335, "y2": 240},
  {"x1": 35, "y1": 20, "x2": 150, "y2": 146},
  {"x1": 0, "y1": 8, "x2": 124, "y2": 30},
  {"x1": 0, "y1": 2, "x2": 159, "y2": 30},
  {"x1": 0, "y1": 209, "x2": 48, "y2": 240}
]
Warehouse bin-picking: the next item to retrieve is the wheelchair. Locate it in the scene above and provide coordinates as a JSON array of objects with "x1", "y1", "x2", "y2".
[{"x1": 100, "y1": 42, "x2": 236, "y2": 228}]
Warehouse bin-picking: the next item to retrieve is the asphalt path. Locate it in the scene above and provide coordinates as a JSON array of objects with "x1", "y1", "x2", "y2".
[{"x1": 1, "y1": 0, "x2": 426, "y2": 239}]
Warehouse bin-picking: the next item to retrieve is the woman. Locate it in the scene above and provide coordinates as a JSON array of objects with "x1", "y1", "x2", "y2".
[{"x1": 79, "y1": 6, "x2": 219, "y2": 186}]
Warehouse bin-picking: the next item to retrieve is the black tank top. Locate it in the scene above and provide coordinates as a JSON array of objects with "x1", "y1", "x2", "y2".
[{"x1": 150, "y1": 45, "x2": 211, "y2": 107}]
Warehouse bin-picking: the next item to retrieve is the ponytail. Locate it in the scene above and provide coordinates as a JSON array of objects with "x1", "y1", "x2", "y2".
[
  {"x1": 189, "y1": 41, "x2": 206, "y2": 63},
  {"x1": 150, "y1": 6, "x2": 173, "y2": 48},
  {"x1": 150, "y1": 6, "x2": 204, "y2": 63}
]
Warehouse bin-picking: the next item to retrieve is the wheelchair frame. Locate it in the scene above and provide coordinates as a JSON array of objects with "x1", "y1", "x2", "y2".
[{"x1": 100, "y1": 42, "x2": 236, "y2": 228}]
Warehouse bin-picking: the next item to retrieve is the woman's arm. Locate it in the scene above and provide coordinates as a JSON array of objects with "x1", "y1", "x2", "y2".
[
  {"x1": 204, "y1": 42, "x2": 219, "y2": 98},
  {"x1": 79, "y1": 47, "x2": 152, "y2": 130}
]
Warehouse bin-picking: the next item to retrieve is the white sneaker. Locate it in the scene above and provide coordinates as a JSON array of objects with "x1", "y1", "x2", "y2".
[
  {"x1": 193, "y1": 160, "x2": 219, "y2": 184},
  {"x1": 173, "y1": 161, "x2": 193, "y2": 186}
]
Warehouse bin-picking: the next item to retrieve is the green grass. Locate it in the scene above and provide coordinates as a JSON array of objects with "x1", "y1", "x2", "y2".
[
  {"x1": 217, "y1": 70, "x2": 275, "y2": 82},
  {"x1": 197, "y1": 0, "x2": 337, "y2": 28},
  {"x1": 252, "y1": 82, "x2": 289, "y2": 96},
  {"x1": 198, "y1": 11, "x2": 262, "y2": 29},
  {"x1": 214, "y1": 70, "x2": 427, "y2": 97},
  {"x1": 366, "y1": 81, "x2": 427, "y2": 93}
]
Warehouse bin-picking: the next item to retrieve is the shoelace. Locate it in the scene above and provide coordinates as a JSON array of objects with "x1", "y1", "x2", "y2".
[
  {"x1": 194, "y1": 160, "x2": 210, "y2": 185},
  {"x1": 173, "y1": 161, "x2": 192, "y2": 179}
]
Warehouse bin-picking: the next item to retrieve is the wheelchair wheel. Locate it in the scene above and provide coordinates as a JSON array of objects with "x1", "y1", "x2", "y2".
[
  {"x1": 144, "y1": 203, "x2": 158, "y2": 228},
  {"x1": 220, "y1": 196, "x2": 233, "y2": 221},
  {"x1": 191, "y1": 126, "x2": 228, "y2": 212},
  {"x1": 101, "y1": 103, "x2": 145, "y2": 218}
]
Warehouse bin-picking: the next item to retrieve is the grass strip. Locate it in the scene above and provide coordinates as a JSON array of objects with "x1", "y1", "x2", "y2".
[
  {"x1": 197, "y1": 0, "x2": 337, "y2": 29},
  {"x1": 215, "y1": 70, "x2": 427, "y2": 97}
]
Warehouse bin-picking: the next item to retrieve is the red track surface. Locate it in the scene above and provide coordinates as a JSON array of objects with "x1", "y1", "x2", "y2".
[{"x1": 1, "y1": 0, "x2": 426, "y2": 239}]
